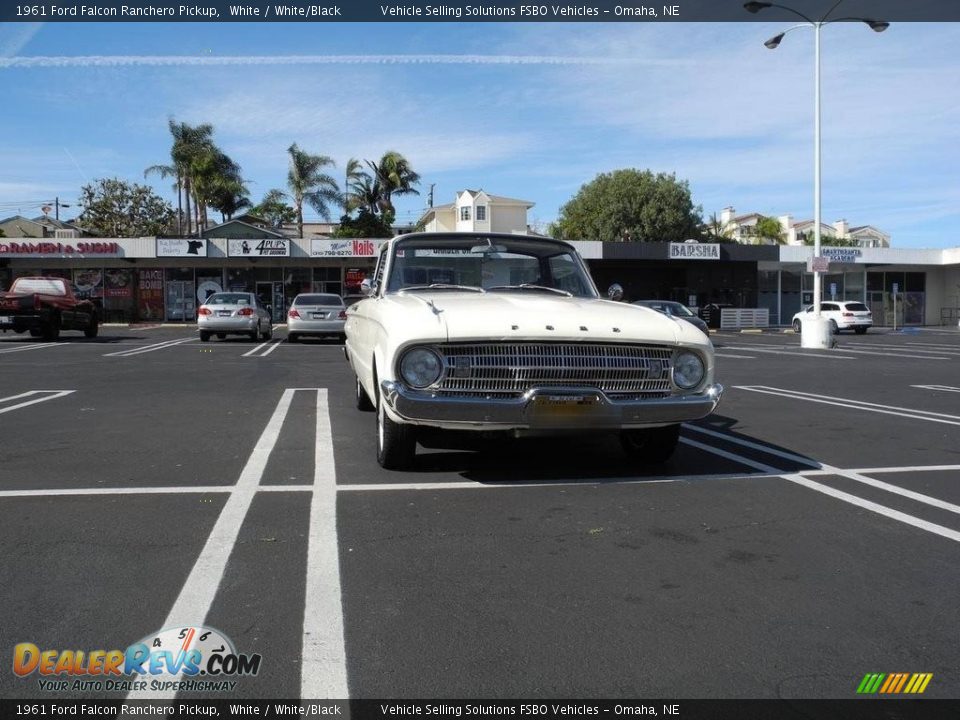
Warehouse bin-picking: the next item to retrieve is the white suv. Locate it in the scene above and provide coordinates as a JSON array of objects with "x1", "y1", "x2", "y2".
[{"x1": 792, "y1": 301, "x2": 872, "y2": 334}]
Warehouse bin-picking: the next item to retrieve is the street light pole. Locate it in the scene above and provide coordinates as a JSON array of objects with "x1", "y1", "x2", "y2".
[{"x1": 743, "y1": 1, "x2": 887, "y2": 347}]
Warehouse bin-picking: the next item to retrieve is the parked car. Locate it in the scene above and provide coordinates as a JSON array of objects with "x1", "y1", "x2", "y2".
[
  {"x1": 632, "y1": 300, "x2": 709, "y2": 334},
  {"x1": 792, "y1": 301, "x2": 872, "y2": 334},
  {"x1": 197, "y1": 292, "x2": 272, "y2": 342},
  {"x1": 344, "y1": 232, "x2": 723, "y2": 469},
  {"x1": 287, "y1": 293, "x2": 347, "y2": 342},
  {"x1": 0, "y1": 276, "x2": 99, "y2": 340}
]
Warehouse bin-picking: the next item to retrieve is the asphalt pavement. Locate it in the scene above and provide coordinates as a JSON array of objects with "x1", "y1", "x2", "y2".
[{"x1": 0, "y1": 324, "x2": 958, "y2": 700}]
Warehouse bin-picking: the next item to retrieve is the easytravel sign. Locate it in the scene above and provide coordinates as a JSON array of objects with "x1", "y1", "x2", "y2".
[
  {"x1": 311, "y1": 239, "x2": 383, "y2": 257},
  {"x1": 227, "y1": 239, "x2": 290, "y2": 257},
  {"x1": 669, "y1": 243, "x2": 720, "y2": 260}
]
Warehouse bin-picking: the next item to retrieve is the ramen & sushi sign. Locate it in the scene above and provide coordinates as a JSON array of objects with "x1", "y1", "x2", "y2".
[{"x1": 0, "y1": 241, "x2": 121, "y2": 257}]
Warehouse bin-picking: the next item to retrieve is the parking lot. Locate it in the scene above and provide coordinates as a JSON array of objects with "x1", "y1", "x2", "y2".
[{"x1": 0, "y1": 325, "x2": 958, "y2": 700}]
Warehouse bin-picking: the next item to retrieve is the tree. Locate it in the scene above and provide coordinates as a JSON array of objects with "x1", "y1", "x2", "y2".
[
  {"x1": 190, "y1": 146, "x2": 247, "y2": 228},
  {"x1": 749, "y1": 215, "x2": 786, "y2": 245},
  {"x1": 145, "y1": 119, "x2": 215, "y2": 237},
  {"x1": 78, "y1": 178, "x2": 175, "y2": 237},
  {"x1": 553, "y1": 169, "x2": 702, "y2": 242},
  {"x1": 801, "y1": 232, "x2": 859, "y2": 248},
  {"x1": 251, "y1": 189, "x2": 296, "y2": 227},
  {"x1": 702, "y1": 212, "x2": 737, "y2": 243},
  {"x1": 287, "y1": 143, "x2": 340, "y2": 238},
  {"x1": 331, "y1": 208, "x2": 395, "y2": 238},
  {"x1": 366, "y1": 151, "x2": 420, "y2": 216}
]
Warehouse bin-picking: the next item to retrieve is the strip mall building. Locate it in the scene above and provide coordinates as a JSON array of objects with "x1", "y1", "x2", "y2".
[{"x1": 1, "y1": 236, "x2": 958, "y2": 328}]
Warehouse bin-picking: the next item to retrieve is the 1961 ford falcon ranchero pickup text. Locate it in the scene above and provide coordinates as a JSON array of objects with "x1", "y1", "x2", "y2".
[{"x1": 344, "y1": 232, "x2": 723, "y2": 469}]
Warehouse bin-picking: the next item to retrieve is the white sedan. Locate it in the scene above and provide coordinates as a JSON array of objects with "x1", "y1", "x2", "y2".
[{"x1": 344, "y1": 232, "x2": 723, "y2": 470}]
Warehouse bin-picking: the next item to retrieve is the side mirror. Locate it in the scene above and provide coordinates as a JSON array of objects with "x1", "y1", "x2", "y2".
[
  {"x1": 607, "y1": 283, "x2": 624, "y2": 302},
  {"x1": 360, "y1": 278, "x2": 374, "y2": 297}
]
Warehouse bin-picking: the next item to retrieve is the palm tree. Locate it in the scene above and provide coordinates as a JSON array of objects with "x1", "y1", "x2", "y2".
[
  {"x1": 252, "y1": 189, "x2": 296, "y2": 227},
  {"x1": 286, "y1": 143, "x2": 340, "y2": 238},
  {"x1": 703, "y1": 212, "x2": 736, "y2": 242},
  {"x1": 190, "y1": 147, "x2": 247, "y2": 228},
  {"x1": 145, "y1": 119, "x2": 214, "y2": 236},
  {"x1": 366, "y1": 151, "x2": 420, "y2": 216},
  {"x1": 343, "y1": 158, "x2": 369, "y2": 214},
  {"x1": 752, "y1": 215, "x2": 786, "y2": 245}
]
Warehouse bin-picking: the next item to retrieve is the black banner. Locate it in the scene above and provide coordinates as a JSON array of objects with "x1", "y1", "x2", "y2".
[
  {"x1": 0, "y1": 0, "x2": 957, "y2": 23},
  {"x1": 3, "y1": 700, "x2": 960, "y2": 720}
]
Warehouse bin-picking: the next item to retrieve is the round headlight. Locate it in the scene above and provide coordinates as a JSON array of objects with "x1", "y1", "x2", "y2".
[
  {"x1": 673, "y1": 351, "x2": 704, "y2": 390},
  {"x1": 399, "y1": 348, "x2": 444, "y2": 389}
]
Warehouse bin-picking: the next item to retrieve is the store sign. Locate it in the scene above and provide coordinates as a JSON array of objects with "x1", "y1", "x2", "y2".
[
  {"x1": 822, "y1": 247, "x2": 863, "y2": 263},
  {"x1": 808, "y1": 256, "x2": 830, "y2": 273},
  {"x1": 227, "y1": 238, "x2": 290, "y2": 257},
  {"x1": 156, "y1": 238, "x2": 207, "y2": 257},
  {"x1": 669, "y1": 243, "x2": 720, "y2": 260},
  {"x1": 0, "y1": 241, "x2": 120, "y2": 257},
  {"x1": 311, "y1": 239, "x2": 383, "y2": 257}
]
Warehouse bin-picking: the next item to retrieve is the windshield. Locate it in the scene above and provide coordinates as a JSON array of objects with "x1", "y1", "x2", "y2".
[{"x1": 385, "y1": 235, "x2": 597, "y2": 298}]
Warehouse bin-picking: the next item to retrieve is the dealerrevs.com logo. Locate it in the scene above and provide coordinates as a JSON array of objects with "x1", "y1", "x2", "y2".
[{"x1": 13, "y1": 626, "x2": 262, "y2": 693}]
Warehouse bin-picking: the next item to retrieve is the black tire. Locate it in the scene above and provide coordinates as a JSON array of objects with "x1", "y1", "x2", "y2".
[
  {"x1": 249, "y1": 330, "x2": 259, "y2": 341},
  {"x1": 376, "y1": 392, "x2": 416, "y2": 469},
  {"x1": 200, "y1": 331, "x2": 211, "y2": 342},
  {"x1": 84, "y1": 313, "x2": 99, "y2": 338},
  {"x1": 41, "y1": 313, "x2": 61, "y2": 341},
  {"x1": 288, "y1": 333, "x2": 299, "y2": 343},
  {"x1": 261, "y1": 324, "x2": 273, "y2": 341},
  {"x1": 29, "y1": 328, "x2": 42, "y2": 338},
  {"x1": 855, "y1": 327, "x2": 868, "y2": 335},
  {"x1": 620, "y1": 424, "x2": 681, "y2": 464},
  {"x1": 792, "y1": 319, "x2": 801, "y2": 333},
  {"x1": 216, "y1": 333, "x2": 226, "y2": 339},
  {"x1": 829, "y1": 319, "x2": 839, "y2": 335},
  {"x1": 356, "y1": 375, "x2": 375, "y2": 412}
]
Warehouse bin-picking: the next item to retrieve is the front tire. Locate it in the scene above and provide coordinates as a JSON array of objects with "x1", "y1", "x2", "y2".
[
  {"x1": 620, "y1": 424, "x2": 681, "y2": 464},
  {"x1": 376, "y1": 393, "x2": 416, "y2": 469},
  {"x1": 84, "y1": 314, "x2": 99, "y2": 338},
  {"x1": 792, "y1": 319, "x2": 801, "y2": 333}
]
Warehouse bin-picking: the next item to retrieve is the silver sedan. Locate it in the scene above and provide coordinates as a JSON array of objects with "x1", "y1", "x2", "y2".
[
  {"x1": 198, "y1": 292, "x2": 273, "y2": 342},
  {"x1": 287, "y1": 293, "x2": 346, "y2": 342}
]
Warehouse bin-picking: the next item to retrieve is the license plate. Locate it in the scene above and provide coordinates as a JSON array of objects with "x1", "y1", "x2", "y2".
[
  {"x1": 218, "y1": 311, "x2": 231, "y2": 317},
  {"x1": 533, "y1": 394, "x2": 598, "y2": 417},
  {"x1": 312, "y1": 312, "x2": 326, "y2": 319},
  {"x1": 0, "y1": 316, "x2": 11, "y2": 324}
]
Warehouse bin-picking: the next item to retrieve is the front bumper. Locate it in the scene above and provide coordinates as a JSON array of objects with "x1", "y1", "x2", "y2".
[{"x1": 380, "y1": 381, "x2": 724, "y2": 431}]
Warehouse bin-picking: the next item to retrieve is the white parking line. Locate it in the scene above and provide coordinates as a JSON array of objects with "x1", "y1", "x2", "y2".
[
  {"x1": 735, "y1": 385, "x2": 960, "y2": 427},
  {"x1": 242, "y1": 339, "x2": 273, "y2": 357},
  {"x1": 0, "y1": 342, "x2": 67, "y2": 355},
  {"x1": 683, "y1": 424, "x2": 820, "y2": 468},
  {"x1": 104, "y1": 337, "x2": 195, "y2": 357},
  {"x1": 844, "y1": 343, "x2": 960, "y2": 357},
  {"x1": 912, "y1": 384, "x2": 960, "y2": 394},
  {"x1": 715, "y1": 353, "x2": 756, "y2": 359},
  {"x1": 721, "y1": 345, "x2": 855, "y2": 360},
  {"x1": 0, "y1": 485, "x2": 314, "y2": 498},
  {"x1": 127, "y1": 388, "x2": 297, "y2": 700},
  {"x1": 0, "y1": 390, "x2": 75, "y2": 415},
  {"x1": 301, "y1": 389, "x2": 348, "y2": 698}
]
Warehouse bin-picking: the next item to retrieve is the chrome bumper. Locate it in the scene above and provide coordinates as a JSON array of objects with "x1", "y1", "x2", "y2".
[{"x1": 380, "y1": 381, "x2": 723, "y2": 430}]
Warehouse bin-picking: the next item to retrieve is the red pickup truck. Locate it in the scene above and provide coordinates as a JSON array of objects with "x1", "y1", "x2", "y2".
[{"x1": 0, "y1": 276, "x2": 100, "y2": 340}]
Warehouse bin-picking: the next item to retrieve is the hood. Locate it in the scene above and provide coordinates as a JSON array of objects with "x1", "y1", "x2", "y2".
[{"x1": 379, "y1": 292, "x2": 707, "y2": 346}]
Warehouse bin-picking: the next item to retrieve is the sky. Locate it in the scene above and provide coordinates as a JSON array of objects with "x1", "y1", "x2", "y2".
[{"x1": 0, "y1": 20, "x2": 957, "y2": 248}]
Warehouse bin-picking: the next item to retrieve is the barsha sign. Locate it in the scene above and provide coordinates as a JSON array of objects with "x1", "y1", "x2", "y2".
[
  {"x1": 227, "y1": 239, "x2": 290, "y2": 257},
  {"x1": 669, "y1": 242, "x2": 720, "y2": 260},
  {"x1": 156, "y1": 238, "x2": 207, "y2": 257}
]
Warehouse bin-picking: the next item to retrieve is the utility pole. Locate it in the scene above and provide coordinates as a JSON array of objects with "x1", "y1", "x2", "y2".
[{"x1": 428, "y1": 183, "x2": 435, "y2": 208}]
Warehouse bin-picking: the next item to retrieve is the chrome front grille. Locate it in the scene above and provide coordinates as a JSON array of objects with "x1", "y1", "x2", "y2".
[{"x1": 434, "y1": 343, "x2": 674, "y2": 398}]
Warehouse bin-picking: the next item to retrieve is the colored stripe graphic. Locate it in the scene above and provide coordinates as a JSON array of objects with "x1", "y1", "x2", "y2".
[{"x1": 857, "y1": 673, "x2": 932, "y2": 694}]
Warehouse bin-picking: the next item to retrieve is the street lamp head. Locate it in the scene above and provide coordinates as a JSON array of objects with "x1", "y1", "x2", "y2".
[
  {"x1": 743, "y1": 1, "x2": 772, "y2": 12},
  {"x1": 866, "y1": 19, "x2": 890, "y2": 32},
  {"x1": 764, "y1": 33, "x2": 785, "y2": 49}
]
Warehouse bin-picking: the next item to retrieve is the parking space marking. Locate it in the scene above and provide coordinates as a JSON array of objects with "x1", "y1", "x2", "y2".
[
  {"x1": 727, "y1": 341, "x2": 950, "y2": 361},
  {"x1": 242, "y1": 338, "x2": 283, "y2": 358},
  {"x1": 302, "y1": 389, "x2": 348, "y2": 698},
  {"x1": 0, "y1": 342, "x2": 68, "y2": 355},
  {"x1": 128, "y1": 388, "x2": 298, "y2": 700},
  {"x1": 683, "y1": 424, "x2": 820, "y2": 468},
  {"x1": 715, "y1": 353, "x2": 756, "y2": 359},
  {"x1": 0, "y1": 485, "x2": 314, "y2": 498},
  {"x1": 735, "y1": 385, "x2": 960, "y2": 427},
  {"x1": 844, "y1": 343, "x2": 960, "y2": 357},
  {"x1": 721, "y1": 345, "x2": 855, "y2": 360},
  {"x1": 912, "y1": 384, "x2": 960, "y2": 394},
  {"x1": 0, "y1": 390, "x2": 75, "y2": 416},
  {"x1": 104, "y1": 337, "x2": 195, "y2": 357}
]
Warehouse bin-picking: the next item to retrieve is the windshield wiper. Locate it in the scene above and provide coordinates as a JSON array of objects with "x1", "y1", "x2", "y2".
[
  {"x1": 401, "y1": 284, "x2": 486, "y2": 293},
  {"x1": 488, "y1": 284, "x2": 573, "y2": 297}
]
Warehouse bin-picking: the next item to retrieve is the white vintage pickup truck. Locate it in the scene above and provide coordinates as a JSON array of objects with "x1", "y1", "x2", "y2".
[{"x1": 344, "y1": 232, "x2": 723, "y2": 469}]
